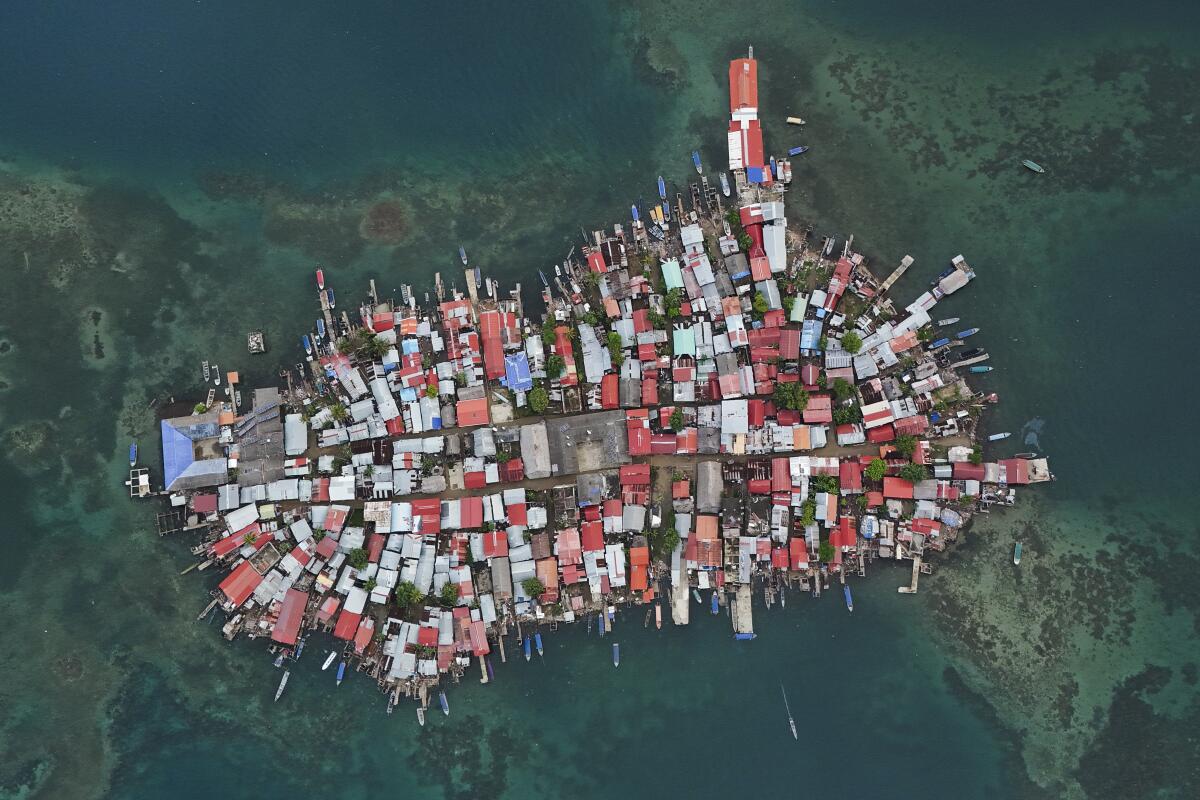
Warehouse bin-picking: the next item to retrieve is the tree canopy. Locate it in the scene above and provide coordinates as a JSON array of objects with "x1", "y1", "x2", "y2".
[
  {"x1": 439, "y1": 581, "x2": 460, "y2": 607},
  {"x1": 521, "y1": 577, "x2": 546, "y2": 598},
  {"x1": 348, "y1": 548, "x2": 369, "y2": 571},
  {"x1": 899, "y1": 463, "x2": 928, "y2": 483},
  {"x1": 831, "y1": 377, "x2": 855, "y2": 402},
  {"x1": 818, "y1": 541, "x2": 835, "y2": 562},
  {"x1": 669, "y1": 408, "x2": 684, "y2": 431},
  {"x1": 607, "y1": 332, "x2": 625, "y2": 366},
  {"x1": 528, "y1": 386, "x2": 549, "y2": 414},
  {"x1": 865, "y1": 458, "x2": 888, "y2": 482},
  {"x1": 393, "y1": 581, "x2": 422, "y2": 608},
  {"x1": 773, "y1": 381, "x2": 809, "y2": 411},
  {"x1": 842, "y1": 331, "x2": 863, "y2": 354},
  {"x1": 546, "y1": 354, "x2": 566, "y2": 378}
]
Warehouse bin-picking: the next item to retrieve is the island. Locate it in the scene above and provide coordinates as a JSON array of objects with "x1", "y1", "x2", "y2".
[{"x1": 138, "y1": 49, "x2": 1052, "y2": 717}]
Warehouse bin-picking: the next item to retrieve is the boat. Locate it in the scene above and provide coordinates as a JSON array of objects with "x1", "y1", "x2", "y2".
[
  {"x1": 787, "y1": 146, "x2": 809, "y2": 156},
  {"x1": 780, "y1": 587, "x2": 786, "y2": 609},
  {"x1": 538, "y1": 270, "x2": 549, "y2": 288},
  {"x1": 274, "y1": 670, "x2": 290, "y2": 702},
  {"x1": 459, "y1": 245, "x2": 468, "y2": 265},
  {"x1": 719, "y1": 172, "x2": 730, "y2": 196},
  {"x1": 957, "y1": 347, "x2": 984, "y2": 360},
  {"x1": 302, "y1": 335, "x2": 312, "y2": 356},
  {"x1": 294, "y1": 638, "x2": 305, "y2": 660},
  {"x1": 1015, "y1": 451, "x2": 1038, "y2": 459},
  {"x1": 417, "y1": 707, "x2": 426, "y2": 727},
  {"x1": 273, "y1": 652, "x2": 285, "y2": 668},
  {"x1": 661, "y1": 200, "x2": 671, "y2": 222},
  {"x1": 336, "y1": 660, "x2": 346, "y2": 686},
  {"x1": 534, "y1": 631, "x2": 544, "y2": 658},
  {"x1": 315, "y1": 268, "x2": 325, "y2": 290},
  {"x1": 655, "y1": 604, "x2": 662, "y2": 629},
  {"x1": 607, "y1": 604, "x2": 615, "y2": 622},
  {"x1": 657, "y1": 175, "x2": 666, "y2": 199},
  {"x1": 202, "y1": 360, "x2": 211, "y2": 381},
  {"x1": 970, "y1": 365, "x2": 993, "y2": 374},
  {"x1": 631, "y1": 204, "x2": 639, "y2": 222},
  {"x1": 1013, "y1": 542, "x2": 1023, "y2": 565},
  {"x1": 843, "y1": 585, "x2": 854, "y2": 613},
  {"x1": 438, "y1": 690, "x2": 449, "y2": 716},
  {"x1": 128, "y1": 441, "x2": 137, "y2": 467},
  {"x1": 710, "y1": 591, "x2": 719, "y2": 615},
  {"x1": 212, "y1": 363, "x2": 220, "y2": 385},
  {"x1": 523, "y1": 636, "x2": 531, "y2": 662},
  {"x1": 321, "y1": 651, "x2": 337, "y2": 670},
  {"x1": 769, "y1": 155, "x2": 777, "y2": 179},
  {"x1": 1022, "y1": 159, "x2": 1045, "y2": 173},
  {"x1": 598, "y1": 613, "x2": 606, "y2": 637},
  {"x1": 692, "y1": 150, "x2": 702, "y2": 173},
  {"x1": 956, "y1": 327, "x2": 980, "y2": 338},
  {"x1": 612, "y1": 642, "x2": 620, "y2": 667},
  {"x1": 936, "y1": 317, "x2": 960, "y2": 327},
  {"x1": 988, "y1": 432, "x2": 1011, "y2": 441},
  {"x1": 554, "y1": 264, "x2": 562, "y2": 277},
  {"x1": 692, "y1": 589, "x2": 703, "y2": 604},
  {"x1": 486, "y1": 656, "x2": 495, "y2": 681},
  {"x1": 930, "y1": 337, "x2": 951, "y2": 349},
  {"x1": 781, "y1": 684, "x2": 798, "y2": 740},
  {"x1": 316, "y1": 318, "x2": 326, "y2": 340},
  {"x1": 786, "y1": 116, "x2": 806, "y2": 125}
]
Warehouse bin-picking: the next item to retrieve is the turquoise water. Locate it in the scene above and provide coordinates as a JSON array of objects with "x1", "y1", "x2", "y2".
[{"x1": 1, "y1": 1, "x2": 1198, "y2": 797}]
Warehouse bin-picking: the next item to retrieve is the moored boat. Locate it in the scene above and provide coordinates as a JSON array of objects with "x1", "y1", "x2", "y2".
[
  {"x1": 936, "y1": 317, "x2": 960, "y2": 327},
  {"x1": 327, "y1": 288, "x2": 335, "y2": 308},
  {"x1": 202, "y1": 360, "x2": 211, "y2": 381},
  {"x1": 956, "y1": 327, "x2": 980, "y2": 338},
  {"x1": 322, "y1": 651, "x2": 337, "y2": 670},
  {"x1": 692, "y1": 589, "x2": 703, "y2": 604},
  {"x1": 786, "y1": 116, "x2": 806, "y2": 125},
  {"x1": 459, "y1": 245, "x2": 468, "y2": 265},
  {"x1": 988, "y1": 432, "x2": 1011, "y2": 441},
  {"x1": 1021, "y1": 159, "x2": 1045, "y2": 173},
  {"x1": 302, "y1": 335, "x2": 312, "y2": 356},
  {"x1": 787, "y1": 145, "x2": 809, "y2": 156},
  {"x1": 212, "y1": 363, "x2": 220, "y2": 385},
  {"x1": 655, "y1": 604, "x2": 662, "y2": 629},
  {"x1": 316, "y1": 318, "x2": 326, "y2": 340},
  {"x1": 598, "y1": 613, "x2": 606, "y2": 637},
  {"x1": 523, "y1": 636, "x2": 531, "y2": 661},
  {"x1": 631, "y1": 204, "x2": 639, "y2": 222},
  {"x1": 315, "y1": 268, "x2": 325, "y2": 290},
  {"x1": 417, "y1": 707, "x2": 426, "y2": 727},
  {"x1": 710, "y1": 591, "x2": 719, "y2": 615},
  {"x1": 612, "y1": 642, "x2": 620, "y2": 667},
  {"x1": 661, "y1": 200, "x2": 671, "y2": 222},
  {"x1": 781, "y1": 684, "x2": 798, "y2": 740},
  {"x1": 534, "y1": 631, "x2": 544, "y2": 658},
  {"x1": 970, "y1": 365, "x2": 993, "y2": 374},
  {"x1": 930, "y1": 337, "x2": 951, "y2": 349},
  {"x1": 336, "y1": 660, "x2": 346, "y2": 686},
  {"x1": 274, "y1": 670, "x2": 290, "y2": 702},
  {"x1": 657, "y1": 175, "x2": 666, "y2": 199},
  {"x1": 538, "y1": 270, "x2": 549, "y2": 288},
  {"x1": 129, "y1": 441, "x2": 137, "y2": 467},
  {"x1": 1013, "y1": 541, "x2": 1023, "y2": 565},
  {"x1": 439, "y1": 690, "x2": 449, "y2": 716},
  {"x1": 692, "y1": 150, "x2": 702, "y2": 173},
  {"x1": 719, "y1": 172, "x2": 730, "y2": 196},
  {"x1": 844, "y1": 585, "x2": 854, "y2": 613}
]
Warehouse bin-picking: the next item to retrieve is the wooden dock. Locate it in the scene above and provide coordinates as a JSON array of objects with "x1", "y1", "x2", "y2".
[{"x1": 898, "y1": 556, "x2": 922, "y2": 594}]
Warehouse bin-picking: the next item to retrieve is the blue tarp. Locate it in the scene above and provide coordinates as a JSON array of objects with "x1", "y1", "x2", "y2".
[
  {"x1": 161, "y1": 420, "x2": 195, "y2": 490},
  {"x1": 503, "y1": 352, "x2": 533, "y2": 392},
  {"x1": 746, "y1": 167, "x2": 766, "y2": 184}
]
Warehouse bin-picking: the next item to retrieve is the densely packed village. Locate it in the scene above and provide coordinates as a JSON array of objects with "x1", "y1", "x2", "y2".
[{"x1": 151, "y1": 50, "x2": 1052, "y2": 713}]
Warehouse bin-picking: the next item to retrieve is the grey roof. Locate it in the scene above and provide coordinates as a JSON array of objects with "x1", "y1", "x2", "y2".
[
  {"x1": 519, "y1": 422, "x2": 551, "y2": 479},
  {"x1": 545, "y1": 410, "x2": 630, "y2": 476},
  {"x1": 169, "y1": 458, "x2": 229, "y2": 492},
  {"x1": 696, "y1": 462, "x2": 723, "y2": 514}
]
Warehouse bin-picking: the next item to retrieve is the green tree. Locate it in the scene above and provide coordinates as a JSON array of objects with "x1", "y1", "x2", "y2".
[
  {"x1": 607, "y1": 332, "x2": 625, "y2": 367},
  {"x1": 811, "y1": 474, "x2": 840, "y2": 495},
  {"x1": 439, "y1": 582, "x2": 460, "y2": 607},
  {"x1": 842, "y1": 331, "x2": 863, "y2": 354},
  {"x1": 894, "y1": 434, "x2": 917, "y2": 458},
  {"x1": 521, "y1": 577, "x2": 546, "y2": 598},
  {"x1": 831, "y1": 405, "x2": 860, "y2": 425},
  {"x1": 799, "y1": 499, "x2": 817, "y2": 527},
  {"x1": 329, "y1": 403, "x2": 349, "y2": 423},
  {"x1": 772, "y1": 382, "x2": 809, "y2": 412},
  {"x1": 969, "y1": 445, "x2": 983, "y2": 465},
  {"x1": 364, "y1": 578, "x2": 378, "y2": 592},
  {"x1": 193, "y1": 402, "x2": 207, "y2": 414},
  {"x1": 831, "y1": 377, "x2": 855, "y2": 402},
  {"x1": 546, "y1": 355, "x2": 566, "y2": 378},
  {"x1": 393, "y1": 581, "x2": 422, "y2": 608},
  {"x1": 650, "y1": 527, "x2": 681, "y2": 561},
  {"x1": 541, "y1": 326, "x2": 558, "y2": 346},
  {"x1": 646, "y1": 309, "x2": 666, "y2": 329},
  {"x1": 669, "y1": 408, "x2": 684, "y2": 431},
  {"x1": 818, "y1": 541, "x2": 835, "y2": 562},
  {"x1": 818, "y1": 335, "x2": 829, "y2": 351},
  {"x1": 737, "y1": 231, "x2": 753, "y2": 252},
  {"x1": 725, "y1": 209, "x2": 740, "y2": 227},
  {"x1": 348, "y1": 548, "x2": 369, "y2": 571},
  {"x1": 528, "y1": 386, "x2": 549, "y2": 414},
  {"x1": 425, "y1": 383, "x2": 439, "y2": 398},
  {"x1": 899, "y1": 463, "x2": 928, "y2": 483},
  {"x1": 917, "y1": 326, "x2": 933, "y2": 342},
  {"x1": 582, "y1": 311, "x2": 599, "y2": 326},
  {"x1": 665, "y1": 287, "x2": 685, "y2": 318},
  {"x1": 781, "y1": 295, "x2": 795, "y2": 316},
  {"x1": 752, "y1": 292, "x2": 769, "y2": 316},
  {"x1": 865, "y1": 458, "x2": 887, "y2": 482}
]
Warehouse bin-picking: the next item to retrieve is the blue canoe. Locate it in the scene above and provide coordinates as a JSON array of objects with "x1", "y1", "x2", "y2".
[
  {"x1": 844, "y1": 585, "x2": 854, "y2": 613},
  {"x1": 534, "y1": 632, "x2": 544, "y2": 657},
  {"x1": 439, "y1": 690, "x2": 449, "y2": 716},
  {"x1": 734, "y1": 633, "x2": 757, "y2": 641},
  {"x1": 661, "y1": 200, "x2": 671, "y2": 221},
  {"x1": 957, "y1": 327, "x2": 980, "y2": 338},
  {"x1": 788, "y1": 146, "x2": 810, "y2": 156},
  {"x1": 598, "y1": 614, "x2": 606, "y2": 637},
  {"x1": 129, "y1": 441, "x2": 137, "y2": 467},
  {"x1": 970, "y1": 365, "x2": 993, "y2": 374},
  {"x1": 631, "y1": 204, "x2": 639, "y2": 222},
  {"x1": 336, "y1": 661, "x2": 346, "y2": 685},
  {"x1": 326, "y1": 288, "x2": 335, "y2": 308},
  {"x1": 930, "y1": 337, "x2": 951, "y2": 349},
  {"x1": 657, "y1": 175, "x2": 666, "y2": 199},
  {"x1": 302, "y1": 334, "x2": 312, "y2": 355},
  {"x1": 692, "y1": 150, "x2": 702, "y2": 173},
  {"x1": 523, "y1": 636, "x2": 531, "y2": 662},
  {"x1": 770, "y1": 155, "x2": 777, "y2": 178},
  {"x1": 316, "y1": 318, "x2": 326, "y2": 339},
  {"x1": 612, "y1": 642, "x2": 620, "y2": 667},
  {"x1": 710, "y1": 592, "x2": 719, "y2": 615}
]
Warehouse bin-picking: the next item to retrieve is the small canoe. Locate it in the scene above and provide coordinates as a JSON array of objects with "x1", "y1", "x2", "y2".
[
  {"x1": 534, "y1": 631, "x2": 544, "y2": 658},
  {"x1": 129, "y1": 441, "x2": 138, "y2": 467},
  {"x1": 321, "y1": 651, "x2": 337, "y2": 670},
  {"x1": 523, "y1": 636, "x2": 531, "y2": 662},
  {"x1": 1013, "y1": 541, "x2": 1023, "y2": 565},
  {"x1": 439, "y1": 690, "x2": 449, "y2": 716},
  {"x1": 692, "y1": 589, "x2": 702, "y2": 604},
  {"x1": 786, "y1": 116, "x2": 806, "y2": 125},
  {"x1": 969, "y1": 365, "x2": 993, "y2": 374},
  {"x1": 788, "y1": 146, "x2": 809, "y2": 156},
  {"x1": 655, "y1": 604, "x2": 662, "y2": 629},
  {"x1": 458, "y1": 245, "x2": 468, "y2": 265},
  {"x1": 327, "y1": 288, "x2": 335, "y2": 308},
  {"x1": 1022, "y1": 160, "x2": 1045, "y2": 173},
  {"x1": 612, "y1": 642, "x2": 620, "y2": 667},
  {"x1": 657, "y1": 175, "x2": 666, "y2": 199},
  {"x1": 598, "y1": 614, "x2": 606, "y2": 637},
  {"x1": 956, "y1": 327, "x2": 980, "y2": 338},
  {"x1": 710, "y1": 592, "x2": 719, "y2": 615},
  {"x1": 417, "y1": 707, "x2": 426, "y2": 727},
  {"x1": 844, "y1": 585, "x2": 854, "y2": 613},
  {"x1": 631, "y1": 204, "x2": 639, "y2": 222},
  {"x1": 336, "y1": 661, "x2": 346, "y2": 686},
  {"x1": 692, "y1": 150, "x2": 702, "y2": 173},
  {"x1": 936, "y1": 317, "x2": 960, "y2": 327},
  {"x1": 988, "y1": 432, "x2": 1011, "y2": 441}
]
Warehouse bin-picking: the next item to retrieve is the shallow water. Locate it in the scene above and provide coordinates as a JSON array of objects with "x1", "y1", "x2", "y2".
[{"x1": 0, "y1": 1, "x2": 1197, "y2": 797}]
